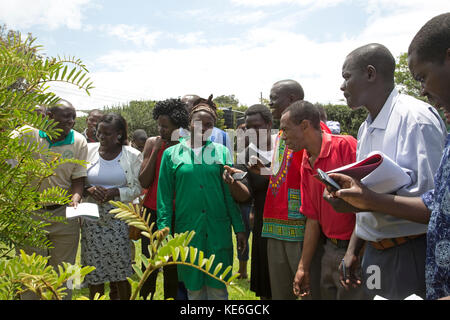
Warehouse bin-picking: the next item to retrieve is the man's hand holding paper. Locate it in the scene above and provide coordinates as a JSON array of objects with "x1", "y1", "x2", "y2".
[
  {"x1": 322, "y1": 151, "x2": 414, "y2": 213},
  {"x1": 326, "y1": 151, "x2": 412, "y2": 194}
]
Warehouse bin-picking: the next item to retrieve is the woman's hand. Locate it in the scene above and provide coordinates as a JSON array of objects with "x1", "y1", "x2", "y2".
[
  {"x1": 222, "y1": 165, "x2": 244, "y2": 185},
  {"x1": 103, "y1": 188, "x2": 120, "y2": 202},
  {"x1": 87, "y1": 186, "x2": 106, "y2": 203},
  {"x1": 87, "y1": 186, "x2": 119, "y2": 203}
]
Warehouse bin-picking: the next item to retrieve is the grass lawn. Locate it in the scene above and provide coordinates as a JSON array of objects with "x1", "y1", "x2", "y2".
[{"x1": 72, "y1": 233, "x2": 259, "y2": 300}]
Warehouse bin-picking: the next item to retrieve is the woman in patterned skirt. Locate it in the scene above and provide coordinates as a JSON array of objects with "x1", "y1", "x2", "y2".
[{"x1": 82, "y1": 113, "x2": 142, "y2": 299}]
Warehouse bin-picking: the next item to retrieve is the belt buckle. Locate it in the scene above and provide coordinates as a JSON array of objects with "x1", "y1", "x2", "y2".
[
  {"x1": 329, "y1": 238, "x2": 338, "y2": 246},
  {"x1": 372, "y1": 236, "x2": 408, "y2": 250},
  {"x1": 370, "y1": 240, "x2": 386, "y2": 250}
]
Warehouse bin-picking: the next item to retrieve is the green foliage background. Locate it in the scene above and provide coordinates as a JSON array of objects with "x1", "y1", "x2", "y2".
[
  {"x1": 322, "y1": 104, "x2": 368, "y2": 137},
  {"x1": 0, "y1": 29, "x2": 95, "y2": 299}
]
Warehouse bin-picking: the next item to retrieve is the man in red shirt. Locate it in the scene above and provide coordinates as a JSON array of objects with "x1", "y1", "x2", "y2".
[
  {"x1": 248, "y1": 79, "x2": 330, "y2": 300},
  {"x1": 282, "y1": 100, "x2": 365, "y2": 300}
]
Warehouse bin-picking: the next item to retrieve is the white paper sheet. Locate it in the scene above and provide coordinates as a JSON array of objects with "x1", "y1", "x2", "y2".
[
  {"x1": 360, "y1": 151, "x2": 412, "y2": 193},
  {"x1": 66, "y1": 203, "x2": 99, "y2": 220}
]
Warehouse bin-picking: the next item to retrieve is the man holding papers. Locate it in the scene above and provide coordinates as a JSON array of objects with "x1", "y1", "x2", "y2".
[
  {"x1": 19, "y1": 100, "x2": 88, "y2": 300},
  {"x1": 285, "y1": 101, "x2": 364, "y2": 300},
  {"x1": 330, "y1": 42, "x2": 447, "y2": 299}
]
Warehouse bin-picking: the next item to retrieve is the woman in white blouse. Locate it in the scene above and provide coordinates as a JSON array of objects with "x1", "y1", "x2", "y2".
[{"x1": 82, "y1": 113, "x2": 142, "y2": 300}]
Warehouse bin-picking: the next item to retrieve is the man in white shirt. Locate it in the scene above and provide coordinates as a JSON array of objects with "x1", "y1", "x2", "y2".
[{"x1": 333, "y1": 43, "x2": 447, "y2": 299}]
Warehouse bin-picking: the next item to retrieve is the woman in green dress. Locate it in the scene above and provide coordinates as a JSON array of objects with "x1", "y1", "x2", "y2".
[{"x1": 157, "y1": 95, "x2": 246, "y2": 300}]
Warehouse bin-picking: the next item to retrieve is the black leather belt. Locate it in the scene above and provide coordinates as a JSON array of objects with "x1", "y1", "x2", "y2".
[{"x1": 328, "y1": 238, "x2": 350, "y2": 249}]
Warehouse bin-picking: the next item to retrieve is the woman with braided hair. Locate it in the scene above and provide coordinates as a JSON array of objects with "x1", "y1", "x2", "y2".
[
  {"x1": 156, "y1": 95, "x2": 247, "y2": 300},
  {"x1": 138, "y1": 98, "x2": 189, "y2": 300}
]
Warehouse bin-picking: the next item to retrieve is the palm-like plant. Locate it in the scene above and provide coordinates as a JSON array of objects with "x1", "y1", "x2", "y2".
[
  {"x1": 0, "y1": 33, "x2": 93, "y2": 257},
  {"x1": 0, "y1": 32, "x2": 95, "y2": 299},
  {"x1": 0, "y1": 250, "x2": 96, "y2": 300},
  {"x1": 109, "y1": 201, "x2": 244, "y2": 300}
]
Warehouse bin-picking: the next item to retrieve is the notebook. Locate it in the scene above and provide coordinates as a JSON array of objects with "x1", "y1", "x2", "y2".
[{"x1": 325, "y1": 151, "x2": 412, "y2": 194}]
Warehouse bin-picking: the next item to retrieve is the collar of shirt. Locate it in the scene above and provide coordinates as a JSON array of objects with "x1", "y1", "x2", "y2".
[
  {"x1": 39, "y1": 129, "x2": 75, "y2": 147},
  {"x1": 82, "y1": 128, "x2": 97, "y2": 143},
  {"x1": 179, "y1": 137, "x2": 213, "y2": 150},
  {"x1": 178, "y1": 127, "x2": 223, "y2": 139},
  {"x1": 302, "y1": 131, "x2": 333, "y2": 170},
  {"x1": 365, "y1": 87, "x2": 400, "y2": 131}
]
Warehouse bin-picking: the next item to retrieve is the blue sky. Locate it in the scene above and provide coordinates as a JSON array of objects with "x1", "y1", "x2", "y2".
[{"x1": 1, "y1": 0, "x2": 448, "y2": 110}]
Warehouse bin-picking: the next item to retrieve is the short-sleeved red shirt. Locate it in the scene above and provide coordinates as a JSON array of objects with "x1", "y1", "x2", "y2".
[
  {"x1": 143, "y1": 141, "x2": 169, "y2": 210},
  {"x1": 300, "y1": 132, "x2": 357, "y2": 240}
]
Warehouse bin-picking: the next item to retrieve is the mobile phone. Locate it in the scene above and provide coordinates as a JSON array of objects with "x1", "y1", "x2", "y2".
[
  {"x1": 317, "y1": 169, "x2": 341, "y2": 191},
  {"x1": 232, "y1": 171, "x2": 248, "y2": 181}
]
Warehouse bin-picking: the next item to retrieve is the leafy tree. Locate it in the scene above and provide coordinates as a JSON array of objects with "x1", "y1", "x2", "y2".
[
  {"x1": 0, "y1": 31, "x2": 94, "y2": 299},
  {"x1": 395, "y1": 52, "x2": 448, "y2": 130},
  {"x1": 321, "y1": 103, "x2": 368, "y2": 138},
  {"x1": 216, "y1": 108, "x2": 226, "y2": 130},
  {"x1": 394, "y1": 52, "x2": 425, "y2": 102},
  {"x1": 213, "y1": 94, "x2": 239, "y2": 108},
  {"x1": 213, "y1": 95, "x2": 248, "y2": 129},
  {"x1": 74, "y1": 115, "x2": 88, "y2": 133},
  {"x1": 0, "y1": 24, "x2": 37, "y2": 92},
  {"x1": 0, "y1": 33, "x2": 93, "y2": 256},
  {"x1": 104, "y1": 100, "x2": 158, "y2": 137}
]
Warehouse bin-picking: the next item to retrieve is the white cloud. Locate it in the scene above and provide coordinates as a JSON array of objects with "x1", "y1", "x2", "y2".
[
  {"x1": 0, "y1": 0, "x2": 92, "y2": 30},
  {"x1": 31, "y1": 2, "x2": 450, "y2": 111},
  {"x1": 175, "y1": 7, "x2": 268, "y2": 26},
  {"x1": 173, "y1": 32, "x2": 207, "y2": 45},
  {"x1": 226, "y1": 10, "x2": 269, "y2": 24},
  {"x1": 100, "y1": 24, "x2": 162, "y2": 48},
  {"x1": 231, "y1": 0, "x2": 345, "y2": 8},
  {"x1": 60, "y1": 31, "x2": 350, "y2": 110},
  {"x1": 98, "y1": 25, "x2": 209, "y2": 48}
]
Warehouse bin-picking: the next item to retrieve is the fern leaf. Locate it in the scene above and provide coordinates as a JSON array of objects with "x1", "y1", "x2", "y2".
[
  {"x1": 226, "y1": 273, "x2": 240, "y2": 284},
  {"x1": 213, "y1": 263, "x2": 223, "y2": 277},
  {"x1": 132, "y1": 264, "x2": 143, "y2": 279},
  {"x1": 219, "y1": 265, "x2": 232, "y2": 280},
  {"x1": 205, "y1": 255, "x2": 215, "y2": 272},
  {"x1": 189, "y1": 247, "x2": 198, "y2": 264}
]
